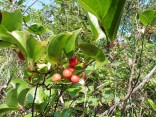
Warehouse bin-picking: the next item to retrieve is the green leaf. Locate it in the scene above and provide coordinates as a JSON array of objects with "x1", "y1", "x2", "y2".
[
  {"x1": 67, "y1": 84, "x2": 82, "y2": 98},
  {"x1": 64, "y1": 29, "x2": 81, "y2": 57},
  {"x1": 0, "y1": 104, "x2": 18, "y2": 114},
  {"x1": 6, "y1": 88, "x2": 18, "y2": 107},
  {"x1": 88, "y1": 13, "x2": 105, "y2": 41},
  {"x1": 17, "y1": 0, "x2": 25, "y2": 5},
  {"x1": 12, "y1": 78, "x2": 29, "y2": 89},
  {"x1": 0, "y1": 25, "x2": 17, "y2": 44},
  {"x1": 61, "y1": 109, "x2": 73, "y2": 117},
  {"x1": 146, "y1": 98, "x2": 156, "y2": 110},
  {"x1": 48, "y1": 29, "x2": 81, "y2": 63},
  {"x1": 26, "y1": 87, "x2": 47, "y2": 104},
  {"x1": 18, "y1": 88, "x2": 29, "y2": 105},
  {"x1": 79, "y1": 43, "x2": 105, "y2": 62},
  {"x1": 139, "y1": 10, "x2": 156, "y2": 25},
  {"x1": 0, "y1": 41, "x2": 12, "y2": 48},
  {"x1": 1, "y1": 10, "x2": 22, "y2": 31},
  {"x1": 23, "y1": 15, "x2": 30, "y2": 23},
  {"x1": 77, "y1": 0, "x2": 126, "y2": 41},
  {"x1": 28, "y1": 23, "x2": 45, "y2": 35},
  {"x1": 10, "y1": 31, "x2": 43, "y2": 64}
]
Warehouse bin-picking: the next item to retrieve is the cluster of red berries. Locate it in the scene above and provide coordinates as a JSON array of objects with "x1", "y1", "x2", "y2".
[{"x1": 52, "y1": 57, "x2": 80, "y2": 83}]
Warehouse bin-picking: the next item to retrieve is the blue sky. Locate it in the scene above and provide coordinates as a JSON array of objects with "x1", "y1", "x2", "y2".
[
  {"x1": 24, "y1": 0, "x2": 52, "y2": 9},
  {"x1": 0, "y1": 0, "x2": 53, "y2": 10}
]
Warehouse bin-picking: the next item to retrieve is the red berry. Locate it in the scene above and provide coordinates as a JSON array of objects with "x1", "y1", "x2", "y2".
[
  {"x1": 52, "y1": 73, "x2": 61, "y2": 82},
  {"x1": 18, "y1": 51, "x2": 25, "y2": 62},
  {"x1": 63, "y1": 69, "x2": 72, "y2": 78},
  {"x1": 71, "y1": 75, "x2": 80, "y2": 83},
  {"x1": 69, "y1": 56, "x2": 78, "y2": 66},
  {"x1": 82, "y1": 71, "x2": 87, "y2": 78},
  {"x1": 67, "y1": 66, "x2": 75, "y2": 72}
]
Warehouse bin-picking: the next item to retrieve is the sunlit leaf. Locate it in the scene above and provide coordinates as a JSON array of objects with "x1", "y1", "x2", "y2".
[
  {"x1": 139, "y1": 10, "x2": 156, "y2": 25},
  {"x1": 77, "y1": 0, "x2": 126, "y2": 41},
  {"x1": 1, "y1": 10, "x2": 22, "y2": 31},
  {"x1": 48, "y1": 29, "x2": 81, "y2": 63}
]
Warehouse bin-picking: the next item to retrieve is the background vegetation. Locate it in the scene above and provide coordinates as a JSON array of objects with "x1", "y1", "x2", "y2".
[{"x1": 0, "y1": 0, "x2": 156, "y2": 117}]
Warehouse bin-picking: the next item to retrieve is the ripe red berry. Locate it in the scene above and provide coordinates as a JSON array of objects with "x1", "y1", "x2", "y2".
[
  {"x1": 63, "y1": 69, "x2": 72, "y2": 78},
  {"x1": 69, "y1": 56, "x2": 78, "y2": 66},
  {"x1": 71, "y1": 75, "x2": 80, "y2": 83},
  {"x1": 18, "y1": 51, "x2": 25, "y2": 62},
  {"x1": 67, "y1": 66, "x2": 75, "y2": 72},
  {"x1": 52, "y1": 73, "x2": 61, "y2": 82}
]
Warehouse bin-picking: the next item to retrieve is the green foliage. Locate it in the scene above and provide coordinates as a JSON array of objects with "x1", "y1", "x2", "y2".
[
  {"x1": 79, "y1": 43, "x2": 105, "y2": 62},
  {"x1": 48, "y1": 29, "x2": 81, "y2": 63},
  {"x1": 0, "y1": 0, "x2": 156, "y2": 117},
  {"x1": 0, "y1": 10, "x2": 23, "y2": 31},
  {"x1": 139, "y1": 10, "x2": 156, "y2": 25},
  {"x1": 6, "y1": 88, "x2": 18, "y2": 107},
  {"x1": 0, "y1": 104, "x2": 18, "y2": 114},
  {"x1": 28, "y1": 23, "x2": 45, "y2": 35},
  {"x1": 77, "y1": 0, "x2": 126, "y2": 41}
]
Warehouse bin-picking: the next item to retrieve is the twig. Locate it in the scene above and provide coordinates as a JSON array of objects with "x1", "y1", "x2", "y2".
[
  {"x1": 32, "y1": 84, "x2": 39, "y2": 117},
  {"x1": 100, "y1": 65, "x2": 156, "y2": 116},
  {"x1": 23, "y1": 0, "x2": 38, "y2": 15},
  {"x1": 132, "y1": 66, "x2": 156, "y2": 93},
  {"x1": 53, "y1": 91, "x2": 64, "y2": 114}
]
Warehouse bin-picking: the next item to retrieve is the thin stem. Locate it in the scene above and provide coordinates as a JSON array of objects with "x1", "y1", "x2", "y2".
[{"x1": 32, "y1": 84, "x2": 39, "y2": 117}]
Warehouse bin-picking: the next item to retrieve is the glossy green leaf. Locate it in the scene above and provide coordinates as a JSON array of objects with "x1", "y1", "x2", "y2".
[
  {"x1": 77, "y1": 0, "x2": 126, "y2": 41},
  {"x1": 48, "y1": 29, "x2": 81, "y2": 63},
  {"x1": 139, "y1": 10, "x2": 156, "y2": 25},
  {"x1": 88, "y1": 13, "x2": 105, "y2": 42},
  {"x1": 6, "y1": 88, "x2": 18, "y2": 107},
  {"x1": 28, "y1": 23, "x2": 45, "y2": 35},
  {"x1": 0, "y1": 104, "x2": 18, "y2": 114},
  {"x1": 1, "y1": 10, "x2": 22, "y2": 31},
  {"x1": 64, "y1": 29, "x2": 81, "y2": 57},
  {"x1": 10, "y1": 31, "x2": 43, "y2": 63},
  {"x1": 79, "y1": 43, "x2": 105, "y2": 62},
  {"x1": 18, "y1": 88, "x2": 29, "y2": 105}
]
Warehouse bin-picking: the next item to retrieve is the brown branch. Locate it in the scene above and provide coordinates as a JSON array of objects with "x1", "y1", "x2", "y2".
[
  {"x1": 132, "y1": 66, "x2": 156, "y2": 93},
  {"x1": 101, "y1": 65, "x2": 156, "y2": 116},
  {"x1": 23, "y1": 0, "x2": 38, "y2": 15},
  {"x1": 32, "y1": 84, "x2": 39, "y2": 117}
]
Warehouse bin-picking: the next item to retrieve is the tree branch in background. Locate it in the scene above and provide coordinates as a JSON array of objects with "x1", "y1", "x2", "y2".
[
  {"x1": 23, "y1": 0, "x2": 38, "y2": 15},
  {"x1": 101, "y1": 65, "x2": 156, "y2": 116}
]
